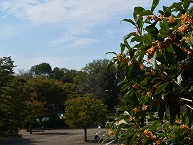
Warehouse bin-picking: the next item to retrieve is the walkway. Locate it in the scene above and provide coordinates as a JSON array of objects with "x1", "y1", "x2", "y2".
[{"x1": 0, "y1": 128, "x2": 108, "y2": 145}]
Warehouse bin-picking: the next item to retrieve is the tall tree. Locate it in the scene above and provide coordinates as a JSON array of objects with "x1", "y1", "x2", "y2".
[
  {"x1": 24, "y1": 77, "x2": 75, "y2": 114},
  {"x1": 30, "y1": 62, "x2": 52, "y2": 77},
  {"x1": 0, "y1": 57, "x2": 26, "y2": 136},
  {"x1": 65, "y1": 96, "x2": 107, "y2": 142},
  {"x1": 75, "y1": 59, "x2": 120, "y2": 110},
  {"x1": 25, "y1": 76, "x2": 77, "y2": 113},
  {"x1": 51, "y1": 67, "x2": 65, "y2": 81},
  {"x1": 51, "y1": 67, "x2": 79, "y2": 83}
]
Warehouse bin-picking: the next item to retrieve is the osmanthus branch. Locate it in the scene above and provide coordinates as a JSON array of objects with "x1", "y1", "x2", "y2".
[
  {"x1": 185, "y1": 104, "x2": 193, "y2": 110},
  {"x1": 180, "y1": 98, "x2": 193, "y2": 102}
]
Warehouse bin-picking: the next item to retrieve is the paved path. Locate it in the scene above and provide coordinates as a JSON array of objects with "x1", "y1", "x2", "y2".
[{"x1": 0, "y1": 128, "x2": 108, "y2": 145}]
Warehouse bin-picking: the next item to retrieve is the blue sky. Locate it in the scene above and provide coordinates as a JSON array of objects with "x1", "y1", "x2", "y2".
[{"x1": 0, "y1": 0, "x2": 175, "y2": 72}]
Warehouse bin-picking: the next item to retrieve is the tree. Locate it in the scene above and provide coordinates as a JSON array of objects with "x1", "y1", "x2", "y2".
[
  {"x1": 0, "y1": 57, "x2": 26, "y2": 136},
  {"x1": 51, "y1": 67, "x2": 79, "y2": 83},
  {"x1": 75, "y1": 59, "x2": 120, "y2": 110},
  {"x1": 24, "y1": 77, "x2": 68, "y2": 114},
  {"x1": 51, "y1": 67, "x2": 65, "y2": 81},
  {"x1": 106, "y1": 0, "x2": 193, "y2": 144},
  {"x1": 65, "y1": 96, "x2": 107, "y2": 142},
  {"x1": 25, "y1": 98, "x2": 47, "y2": 132},
  {"x1": 30, "y1": 62, "x2": 52, "y2": 77}
]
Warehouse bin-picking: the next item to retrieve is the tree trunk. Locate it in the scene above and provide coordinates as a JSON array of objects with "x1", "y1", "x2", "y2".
[{"x1": 83, "y1": 128, "x2": 87, "y2": 142}]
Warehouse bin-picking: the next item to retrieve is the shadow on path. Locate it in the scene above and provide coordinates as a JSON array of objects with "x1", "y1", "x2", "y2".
[
  {"x1": 1, "y1": 137, "x2": 45, "y2": 145},
  {"x1": 1, "y1": 128, "x2": 108, "y2": 145}
]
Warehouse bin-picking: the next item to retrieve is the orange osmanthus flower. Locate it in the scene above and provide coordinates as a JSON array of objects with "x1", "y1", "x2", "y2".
[
  {"x1": 169, "y1": 16, "x2": 176, "y2": 23},
  {"x1": 144, "y1": 129, "x2": 155, "y2": 140},
  {"x1": 108, "y1": 129, "x2": 114, "y2": 135},
  {"x1": 142, "y1": 105, "x2": 148, "y2": 111},
  {"x1": 146, "y1": 92, "x2": 151, "y2": 97}
]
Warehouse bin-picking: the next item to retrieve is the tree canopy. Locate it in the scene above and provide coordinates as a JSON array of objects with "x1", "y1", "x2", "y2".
[
  {"x1": 0, "y1": 57, "x2": 26, "y2": 136},
  {"x1": 65, "y1": 96, "x2": 107, "y2": 142},
  {"x1": 75, "y1": 59, "x2": 120, "y2": 110},
  {"x1": 30, "y1": 62, "x2": 52, "y2": 77},
  {"x1": 24, "y1": 76, "x2": 68, "y2": 114}
]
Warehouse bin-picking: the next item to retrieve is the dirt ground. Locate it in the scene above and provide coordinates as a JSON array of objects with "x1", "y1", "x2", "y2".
[{"x1": 0, "y1": 128, "x2": 110, "y2": 145}]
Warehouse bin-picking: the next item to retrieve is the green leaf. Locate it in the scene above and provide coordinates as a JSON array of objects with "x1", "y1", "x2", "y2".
[
  {"x1": 114, "y1": 123, "x2": 126, "y2": 141},
  {"x1": 140, "y1": 10, "x2": 153, "y2": 16},
  {"x1": 160, "y1": 19, "x2": 169, "y2": 31},
  {"x1": 122, "y1": 19, "x2": 136, "y2": 26},
  {"x1": 133, "y1": 7, "x2": 145, "y2": 21},
  {"x1": 155, "y1": 82, "x2": 170, "y2": 95},
  {"x1": 189, "y1": 6, "x2": 193, "y2": 15},
  {"x1": 145, "y1": 22, "x2": 159, "y2": 35},
  {"x1": 124, "y1": 32, "x2": 137, "y2": 45},
  {"x1": 134, "y1": 7, "x2": 145, "y2": 13},
  {"x1": 134, "y1": 15, "x2": 143, "y2": 30},
  {"x1": 189, "y1": 86, "x2": 193, "y2": 92},
  {"x1": 120, "y1": 43, "x2": 126, "y2": 54},
  {"x1": 168, "y1": 2, "x2": 183, "y2": 13},
  {"x1": 106, "y1": 52, "x2": 117, "y2": 55},
  {"x1": 131, "y1": 35, "x2": 142, "y2": 43},
  {"x1": 143, "y1": 34, "x2": 152, "y2": 45},
  {"x1": 151, "y1": 0, "x2": 159, "y2": 12},
  {"x1": 126, "y1": 130, "x2": 137, "y2": 145},
  {"x1": 183, "y1": 0, "x2": 190, "y2": 11},
  {"x1": 121, "y1": 83, "x2": 130, "y2": 92}
]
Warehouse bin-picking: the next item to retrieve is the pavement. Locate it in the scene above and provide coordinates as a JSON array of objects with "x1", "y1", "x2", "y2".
[{"x1": 0, "y1": 128, "x2": 109, "y2": 145}]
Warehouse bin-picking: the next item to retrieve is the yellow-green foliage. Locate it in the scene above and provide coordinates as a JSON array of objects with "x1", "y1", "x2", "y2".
[{"x1": 65, "y1": 96, "x2": 107, "y2": 129}]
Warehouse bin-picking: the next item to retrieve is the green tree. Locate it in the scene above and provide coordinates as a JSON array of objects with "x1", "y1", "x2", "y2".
[
  {"x1": 106, "y1": 0, "x2": 193, "y2": 144},
  {"x1": 25, "y1": 98, "x2": 47, "y2": 130},
  {"x1": 24, "y1": 77, "x2": 67, "y2": 114},
  {"x1": 30, "y1": 62, "x2": 52, "y2": 77},
  {"x1": 75, "y1": 59, "x2": 120, "y2": 110},
  {"x1": 0, "y1": 57, "x2": 26, "y2": 136},
  {"x1": 51, "y1": 67, "x2": 78, "y2": 83},
  {"x1": 51, "y1": 67, "x2": 65, "y2": 81},
  {"x1": 65, "y1": 96, "x2": 107, "y2": 142}
]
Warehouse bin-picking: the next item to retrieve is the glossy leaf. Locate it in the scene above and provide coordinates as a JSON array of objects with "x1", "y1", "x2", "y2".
[
  {"x1": 145, "y1": 22, "x2": 159, "y2": 35},
  {"x1": 151, "y1": 0, "x2": 159, "y2": 12},
  {"x1": 140, "y1": 10, "x2": 153, "y2": 16},
  {"x1": 155, "y1": 82, "x2": 170, "y2": 95},
  {"x1": 143, "y1": 34, "x2": 152, "y2": 45},
  {"x1": 122, "y1": 19, "x2": 136, "y2": 26}
]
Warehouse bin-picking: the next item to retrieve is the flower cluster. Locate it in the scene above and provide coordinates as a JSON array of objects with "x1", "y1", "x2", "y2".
[
  {"x1": 180, "y1": 124, "x2": 191, "y2": 135},
  {"x1": 178, "y1": 14, "x2": 193, "y2": 33},
  {"x1": 169, "y1": 15, "x2": 176, "y2": 23},
  {"x1": 116, "y1": 53, "x2": 129, "y2": 63},
  {"x1": 143, "y1": 129, "x2": 155, "y2": 140}
]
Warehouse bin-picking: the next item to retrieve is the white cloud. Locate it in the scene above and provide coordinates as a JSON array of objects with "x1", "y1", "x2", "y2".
[
  {"x1": 0, "y1": 0, "x2": 151, "y2": 25},
  {"x1": 0, "y1": 0, "x2": 151, "y2": 49},
  {"x1": 48, "y1": 35, "x2": 97, "y2": 49},
  {"x1": 65, "y1": 37, "x2": 98, "y2": 49}
]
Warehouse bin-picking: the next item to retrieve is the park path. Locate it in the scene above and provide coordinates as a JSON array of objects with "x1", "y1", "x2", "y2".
[{"x1": 0, "y1": 128, "x2": 108, "y2": 145}]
